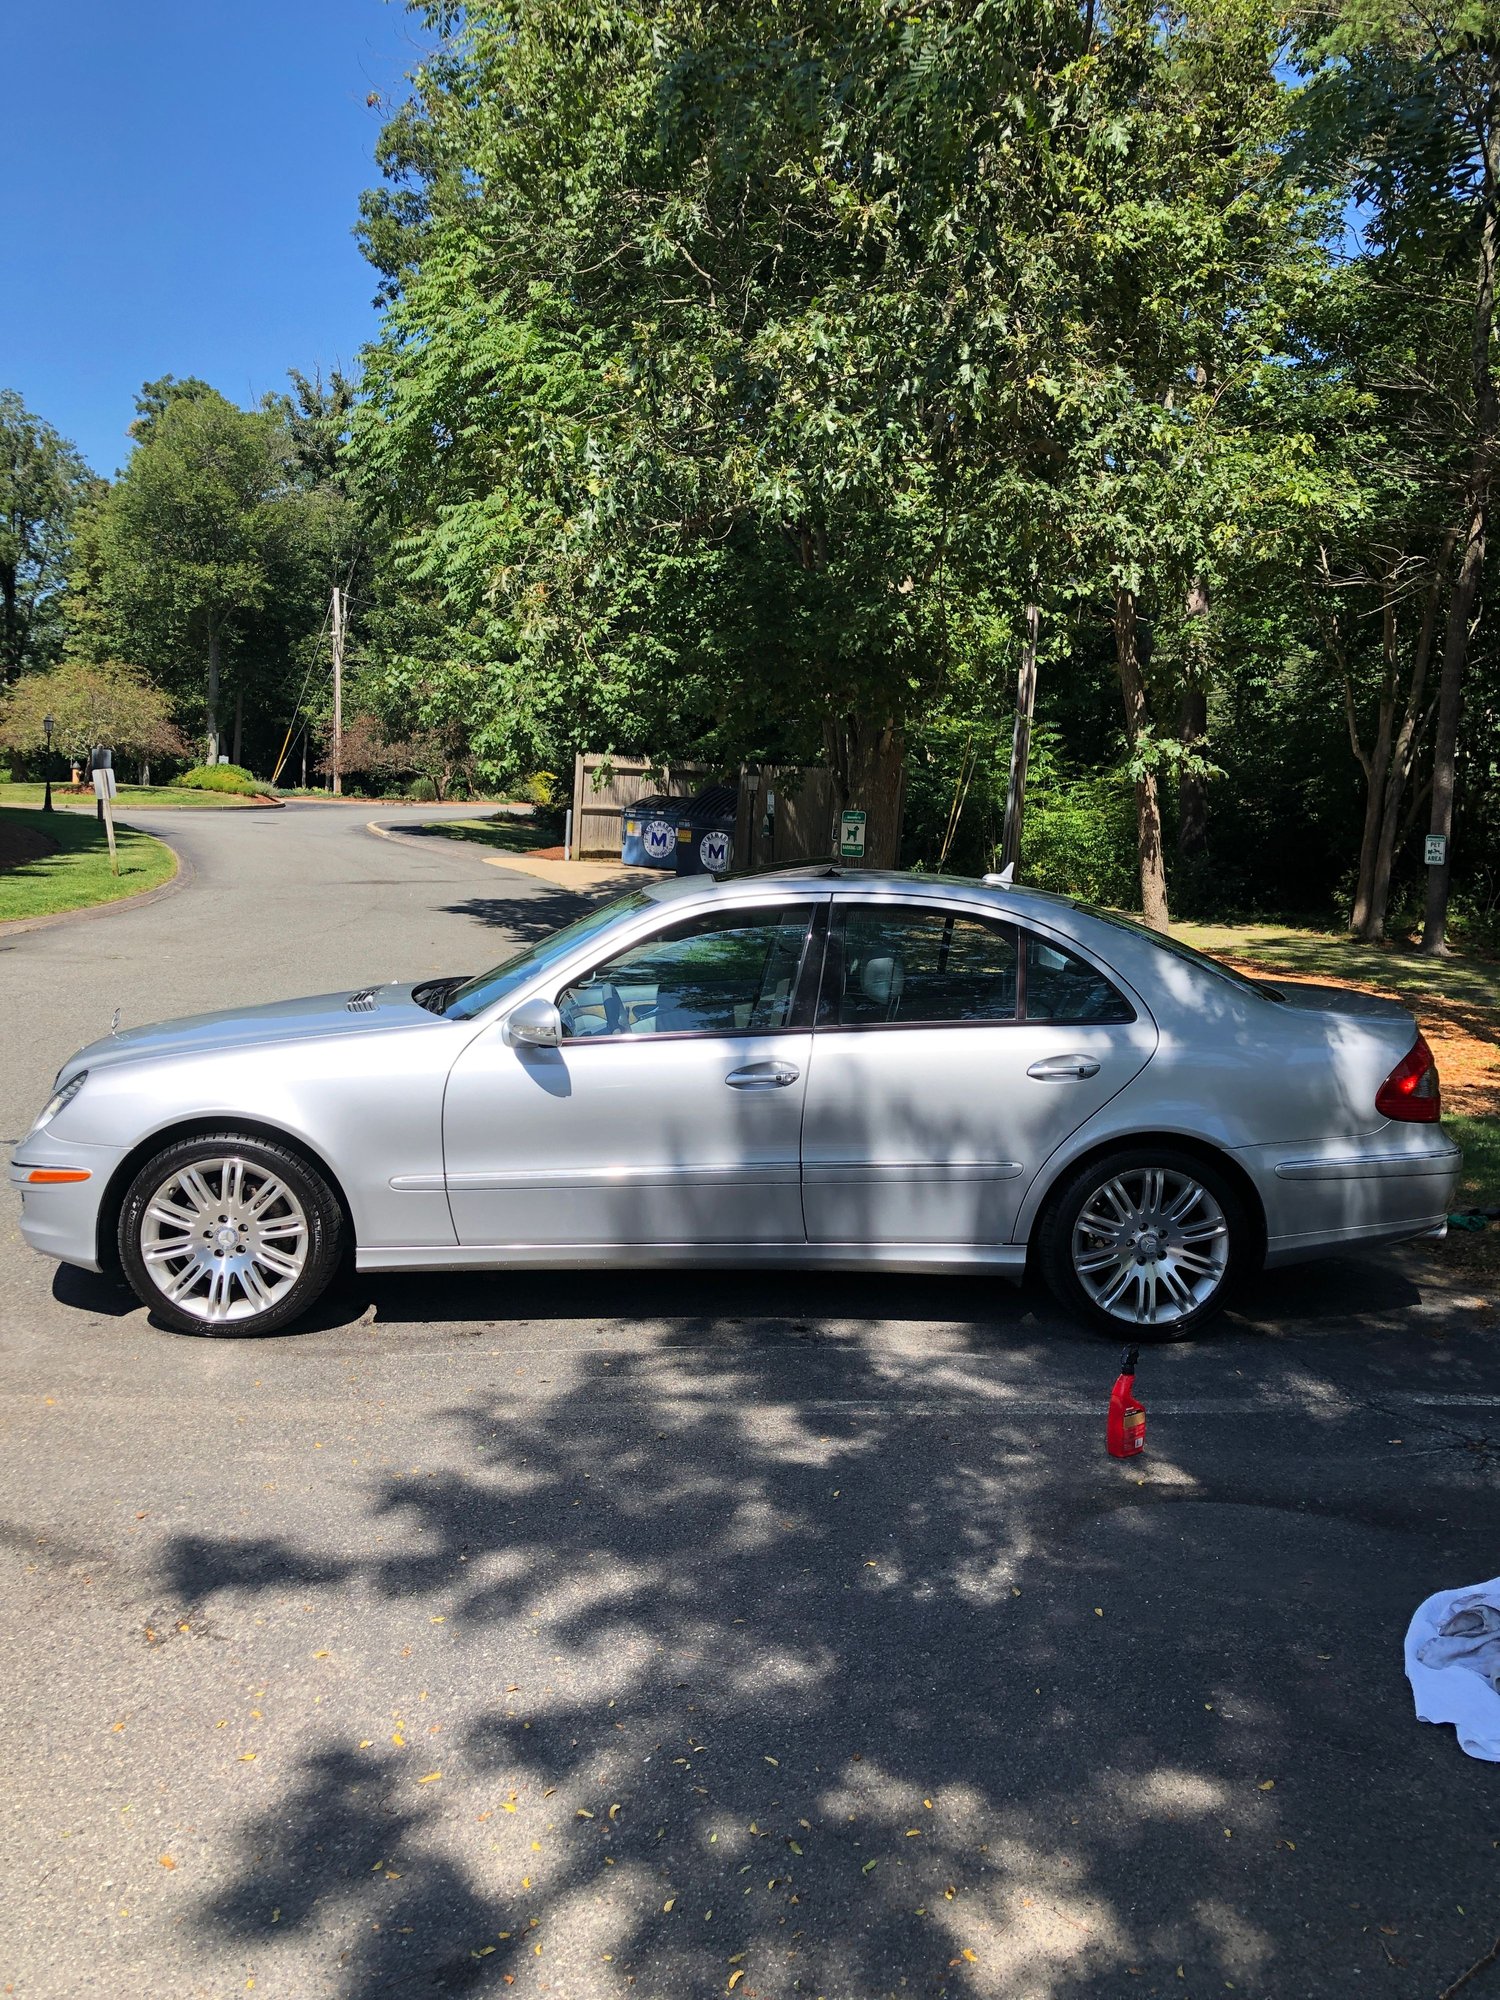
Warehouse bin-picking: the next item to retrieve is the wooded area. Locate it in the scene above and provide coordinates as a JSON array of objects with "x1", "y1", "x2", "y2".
[{"x1": 3, "y1": 0, "x2": 1499, "y2": 950}]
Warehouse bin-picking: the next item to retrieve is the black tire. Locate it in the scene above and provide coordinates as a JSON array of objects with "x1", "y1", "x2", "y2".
[
  {"x1": 1038, "y1": 1145, "x2": 1248, "y2": 1342},
  {"x1": 118, "y1": 1131, "x2": 344, "y2": 1336}
]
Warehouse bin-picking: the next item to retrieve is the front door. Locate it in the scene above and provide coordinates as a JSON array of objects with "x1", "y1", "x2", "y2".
[
  {"x1": 443, "y1": 899, "x2": 822, "y2": 1248},
  {"x1": 800, "y1": 901, "x2": 1157, "y2": 1246}
]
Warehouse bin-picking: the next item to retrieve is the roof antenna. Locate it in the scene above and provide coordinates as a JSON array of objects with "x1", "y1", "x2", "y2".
[{"x1": 982, "y1": 862, "x2": 1015, "y2": 887}]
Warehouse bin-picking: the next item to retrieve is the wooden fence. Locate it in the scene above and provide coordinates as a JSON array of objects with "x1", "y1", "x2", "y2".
[{"x1": 571, "y1": 753, "x2": 838, "y2": 868}]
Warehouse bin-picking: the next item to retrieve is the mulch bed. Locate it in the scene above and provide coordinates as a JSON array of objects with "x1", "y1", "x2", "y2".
[{"x1": 0, "y1": 822, "x2": 60, "y2": 874}]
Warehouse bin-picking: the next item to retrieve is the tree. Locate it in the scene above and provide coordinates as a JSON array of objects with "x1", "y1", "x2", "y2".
[
  {"x1": 0, "y1": 389, "x2": 94, "y2": 685},
  {"x1": 1296, "y1": 3, "x2": 1500, "y2": 951},
  {"x1": 85, "y1": 381, "x2": 287, "y2": 761},
  {"x1": 0, "y1": 657, "x2": 186, "y2": 771}
]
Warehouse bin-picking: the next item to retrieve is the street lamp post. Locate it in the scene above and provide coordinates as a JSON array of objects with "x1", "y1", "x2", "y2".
[{"x1": 42, "y1": 715, "x2": 54, "y2": 814}]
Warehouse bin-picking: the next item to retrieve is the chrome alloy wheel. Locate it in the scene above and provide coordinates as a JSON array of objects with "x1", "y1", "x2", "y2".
[
  {"x1": 1070, "y1": 1167, "x2": 1230, "y2": 1326},
  {"x1": 138, "y1": 1155, "x2": 310, "y2": 1324}
]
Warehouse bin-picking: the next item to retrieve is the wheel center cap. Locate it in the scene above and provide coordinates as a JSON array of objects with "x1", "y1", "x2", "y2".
[
  {"x1": 1136, "y1": 1232, "x2": 1161, "y2": 1262},
  {"x1": 215, "y1": 1224, "x2": 239, "y2": 1252}
]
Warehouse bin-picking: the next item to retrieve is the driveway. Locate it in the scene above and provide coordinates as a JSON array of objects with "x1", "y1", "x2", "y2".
[{"x1": 1, "y1": 804, "x2": 1498, "y2": 2000}]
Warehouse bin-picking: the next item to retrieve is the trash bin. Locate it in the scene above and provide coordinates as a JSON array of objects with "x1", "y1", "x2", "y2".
[
  {"x1": 672, "y1": 784, "x2": 738, "y2": 876},
  {"x1": 621, "y1": 793, "x2": 680, "y2": 869}
]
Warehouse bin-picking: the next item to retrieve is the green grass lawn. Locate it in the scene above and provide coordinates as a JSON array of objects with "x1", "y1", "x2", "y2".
[
  {"x1": 1449, "y1": 1113, "x2": 1500, "y2": 1208},
  {"x1": 1175, "y1": 917, "x2": 1500, "y2": 1017},
  {"x1": 413, "y1": 811, "x2": 559, "y2": 854},
  {"x1": 0, "y1": 781, "x2": 266, "y2": 810},
  {"x1": 0, "y1": 807, "x2": 177, "y2": 922}
]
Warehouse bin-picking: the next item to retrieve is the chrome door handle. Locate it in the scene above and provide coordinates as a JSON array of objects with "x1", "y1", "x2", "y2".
[
  {"x1": 1027, "y1": 1054, "x2": 1101, "y2": 1080},
  {"x1": 726, "y1": 1061, "x2": 801, "y2": 1089}
]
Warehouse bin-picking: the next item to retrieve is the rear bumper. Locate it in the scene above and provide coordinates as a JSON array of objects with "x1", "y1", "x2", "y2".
[{"x1": 1240, "y1": 1131, "x2": 1462, "y2": 1268}]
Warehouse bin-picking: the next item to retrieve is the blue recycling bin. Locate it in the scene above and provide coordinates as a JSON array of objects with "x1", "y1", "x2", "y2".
[
  {"x1": 672, "y1": 784, "x2": 738, "y2": 876},
  {"x1": 621, "y1": 794, "x2": 679, "y2": 869}
]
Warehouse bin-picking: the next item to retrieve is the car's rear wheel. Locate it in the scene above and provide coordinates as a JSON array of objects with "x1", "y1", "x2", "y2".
[
  {"x1": 1039, "y1": 1147, "x2": 1245, "y2": 1341},
  {"x1": 118, "y1": 1133, "x2": 343, "y2": 1335}
]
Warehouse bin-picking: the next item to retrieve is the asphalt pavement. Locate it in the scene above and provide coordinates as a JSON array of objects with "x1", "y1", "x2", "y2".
[{"x1": 2, "y1": 802, "x2": 1498, "y2": 2000}]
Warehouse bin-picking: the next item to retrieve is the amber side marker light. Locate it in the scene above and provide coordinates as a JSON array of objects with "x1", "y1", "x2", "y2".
[{"x1": 26, "y1": 1168, "x2": 91, "y2": 1184}]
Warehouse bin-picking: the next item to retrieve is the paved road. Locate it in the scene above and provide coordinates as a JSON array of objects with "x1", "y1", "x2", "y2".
[{"x1": 2, "y1": 804, "x2": 1498, "y2": 2000}]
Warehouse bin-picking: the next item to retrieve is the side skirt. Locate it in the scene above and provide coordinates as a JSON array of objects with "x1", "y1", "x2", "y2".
[{"x1": 356, "y1": 1241, "x2": 1029, "y2": 1280}]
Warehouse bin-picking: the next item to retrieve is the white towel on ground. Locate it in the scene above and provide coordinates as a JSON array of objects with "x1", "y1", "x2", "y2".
[{"x1": 1406, "y1": 1576, "x2": 1500, "y2": 1761}]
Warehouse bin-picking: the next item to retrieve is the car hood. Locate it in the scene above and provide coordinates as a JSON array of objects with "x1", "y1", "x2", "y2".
[{"x1": 62, "y1": 984, "x2": 439, "y2": 1075}]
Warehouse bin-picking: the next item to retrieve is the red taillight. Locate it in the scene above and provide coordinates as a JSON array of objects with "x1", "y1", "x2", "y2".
[{"x1": 1376, "y1": 1034, "x2": 1441, "y2": 1122}]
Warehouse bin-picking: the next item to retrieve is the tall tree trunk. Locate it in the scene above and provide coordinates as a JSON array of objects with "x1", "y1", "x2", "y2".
[
  {"x1": 1177, "y1": 576, "x2": 1210, "y2": 862},
  {"x1": 205, "y1": 617, "x2": 222, "y2": 764},
  {"x1": 1113, "y1": 586, "x2": 1169, "y2": 931},
  {"x1": 1423, "y1": 99, "x2": 1500, "y2": 955},
  {"x1": 823, "y1": 714, "x2": 906, "y2": 869},
  {"x1": 999, "y1": 603, "x2": 1040, "y2": 873},
  {"x1": 1350, "y1": 580, "x2": 1398, "y2": 939},
  {"x1": 1364, "y1": 546, "x2": 1448, "y2": 941},
  {"x1": 0, "y1": 559, "x2": 18, "y2": 684}
]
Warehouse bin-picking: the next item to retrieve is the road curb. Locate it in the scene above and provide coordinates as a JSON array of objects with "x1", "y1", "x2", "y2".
[
  {"x1": 0, "y1": 825, "x2": 189, "y2": 939},
  {"x1": 366, "y1": 818, "x2": 637, "y2": 894},
  {"x1": 365, "y1": 819, "x2": 450, "y2": 856}
]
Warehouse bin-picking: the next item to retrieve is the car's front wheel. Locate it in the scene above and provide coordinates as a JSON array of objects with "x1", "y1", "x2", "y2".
[
  {"x1": 118, "y1": 1133, "x2": 343, "y2": 1335},
  {"x1": 1038, "y1": 1147, "x2": 1246, "y2": 1340}
]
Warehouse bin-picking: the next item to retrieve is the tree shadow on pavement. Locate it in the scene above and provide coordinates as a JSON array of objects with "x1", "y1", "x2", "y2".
[
  {"x1": 160, "y1": 1295, "x2": 1498, "y2": 1999},
  {"x1": 443, "y1": 890, "x2": 622, "y2": 942}
]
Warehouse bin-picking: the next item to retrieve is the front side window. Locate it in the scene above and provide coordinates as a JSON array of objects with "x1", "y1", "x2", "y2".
[
  {"x1": 444, "y1": 891, "x2": 654, "y2": 1019},
  {"x1": 556, "y1": 904, "x2": 815, "y2": 1039},
  {"x1": 820, "y1": 906, "x2": 1019, "y2": 1027}
]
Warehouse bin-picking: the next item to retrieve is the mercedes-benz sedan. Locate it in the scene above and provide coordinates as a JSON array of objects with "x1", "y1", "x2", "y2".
[{"x1": 12, "y1": 869, "x2": 1460, "y2": 1339}]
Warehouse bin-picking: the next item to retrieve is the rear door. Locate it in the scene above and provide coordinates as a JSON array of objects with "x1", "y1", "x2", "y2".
[{"x1": 800, "y1": 900, "x2": 1157, "y2": 1246}]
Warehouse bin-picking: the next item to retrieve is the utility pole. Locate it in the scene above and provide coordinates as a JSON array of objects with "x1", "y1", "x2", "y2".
[
  {"x1": 999, "y1": 603, "x2": 1040, "y2": 874},
  {"x1": 330, "y1": 584, "x2": 344, "y2": 797}
]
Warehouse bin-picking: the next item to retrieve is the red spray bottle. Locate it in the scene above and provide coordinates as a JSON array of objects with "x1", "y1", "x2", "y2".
[{"x1": 1106, "y1": 1345, "x2": 1146, "y2": 1458}]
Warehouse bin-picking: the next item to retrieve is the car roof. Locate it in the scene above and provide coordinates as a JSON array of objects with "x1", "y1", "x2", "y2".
[
  {"x1": 631, "y1": 866, "x2": 1265, "y2": 1022},
  {"x1": 639, "y1": 866, "x2": 1080, "y2": 923}
]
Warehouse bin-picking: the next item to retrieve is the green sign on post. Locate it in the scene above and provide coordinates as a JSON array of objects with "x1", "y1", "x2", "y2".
[{"x1": 839, "y1": 808, "x2": 866, "y2": 860}]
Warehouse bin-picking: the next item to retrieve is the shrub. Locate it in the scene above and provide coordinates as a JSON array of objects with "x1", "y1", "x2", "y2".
[
  {"x1": 407, "y1": 776, "x2": 438, "y2": 802},
  {"x1": 1022, "y1": 762, "x2": 1139, "y2": 908},
  {"x1": 522, "y1": 770, "x2": 559, "y2": 807},
  {"x1": 173, "y1": 763, "x2": 263, "y2": 795}
]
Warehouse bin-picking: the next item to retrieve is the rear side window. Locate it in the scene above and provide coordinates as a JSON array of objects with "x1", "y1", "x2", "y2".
[
  {"x1": 1023, "y1": 933, "x2": 1134, "y2": 1023},
  {"x1": 820, "y1": 906, "x2": 1019, "y2": 1026}
]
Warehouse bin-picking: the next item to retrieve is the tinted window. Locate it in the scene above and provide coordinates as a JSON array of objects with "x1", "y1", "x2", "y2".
[
  {"x1": 557, "y1": 905, "x2": 814, "y2": 1038},
  {"x1": 446, "y1": 891, "x2": 653, "y2": 1019},
  {"x1": 821, "y1": 906, "x2": 1019, "y2": 1027},
  {"x1": 1077, "y1": 906, "x2": 1266, "y2": 1000},
  {"x1": 1023, "y1": 933, "x2": 1134, "y2": 1023}
]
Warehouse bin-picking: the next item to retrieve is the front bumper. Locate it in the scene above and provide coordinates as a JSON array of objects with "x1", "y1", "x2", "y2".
[{"x1": 9, "y1": 1131, "x2": 125, "y2": 1273}]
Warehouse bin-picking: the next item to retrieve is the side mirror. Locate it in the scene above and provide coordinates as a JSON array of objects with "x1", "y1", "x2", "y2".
[{"x1": 504, "y1": 996, "x2": 563, "y2": 1048}]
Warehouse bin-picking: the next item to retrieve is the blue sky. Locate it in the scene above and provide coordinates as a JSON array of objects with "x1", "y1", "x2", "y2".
[{"x1": 1, "y1": 0, "x2": 428, "y2": 478}]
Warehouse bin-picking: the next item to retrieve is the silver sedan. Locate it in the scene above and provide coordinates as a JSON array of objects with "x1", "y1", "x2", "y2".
[{"x1": 11, "y1": 870, "x2": 1460, "y2": 1339}]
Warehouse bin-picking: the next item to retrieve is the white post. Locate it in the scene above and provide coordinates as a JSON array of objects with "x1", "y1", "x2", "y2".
[
  {"x1": 331, "y1": 584, "x2": 345, "y2": 797},
  {"x1": 93, "y1": 765, "x2": 119, "y2": 875},
  {"x1": 564, "y1": 807, "x2": 573, "y2": 862}
]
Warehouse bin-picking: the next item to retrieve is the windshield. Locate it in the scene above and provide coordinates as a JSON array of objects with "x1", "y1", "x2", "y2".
[
  {"x1": 1082, "y1": 906, "x2": 1272, "y2": 1000},
  {"x1": 444, "y1": 891, "x2": 654, "y2": 1019}
]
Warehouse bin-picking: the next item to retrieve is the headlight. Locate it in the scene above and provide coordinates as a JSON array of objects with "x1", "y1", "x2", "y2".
[{"x1": 35, "y1": 1070, "x2": 88, "y2": 1128}]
